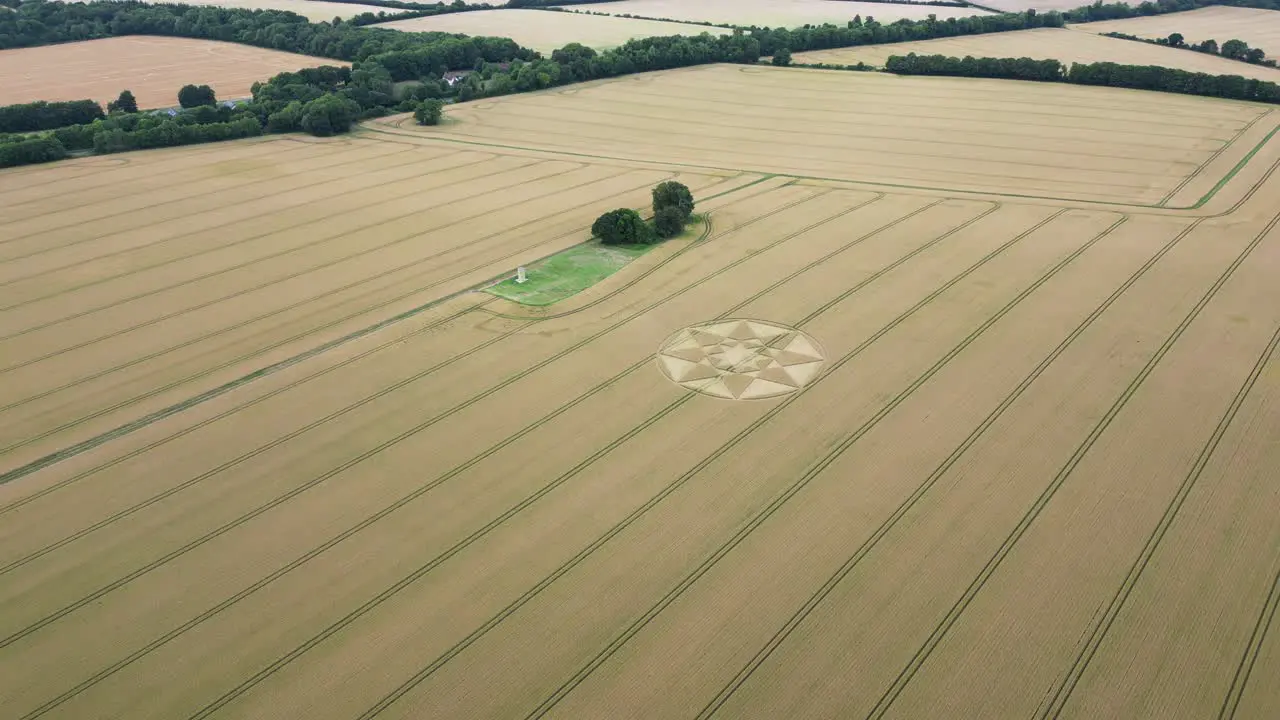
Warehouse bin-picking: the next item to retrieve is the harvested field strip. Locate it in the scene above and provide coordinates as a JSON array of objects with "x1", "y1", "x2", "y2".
[
  {"x1": 344, "y1": 208, "x2": 1101, "y2": 720},
  {"x1": 859, "y1": 212, "x2": 1280, "y2": 719},
  {"x1": 1041, "y1": 327, "x2": 1280, "y2": 717},
  {"x1": 0, "y1": 187, "x2": 905, "y2": 716}
]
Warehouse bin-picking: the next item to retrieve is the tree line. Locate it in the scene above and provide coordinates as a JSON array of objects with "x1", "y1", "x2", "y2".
[
  {"x1": 1103, "y1": 31, "x2": 1272, "y2": 67},
  {"x1": 0, "y1": 99, "x2": 103, "y2": 133},
  {"x1": 885, "y1": 52, "x2": 1280, "y2": 103},
  {"x1": 1062, "y1": 0, "x2": 1280, "y2": 23},
  {"x1": 592, "y1": 181, "x2": 696, "y2": 246}
]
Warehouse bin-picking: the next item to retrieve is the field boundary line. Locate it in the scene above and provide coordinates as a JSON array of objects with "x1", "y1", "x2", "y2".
[
  {"x1": 520, "y1": 211, "x2": 1119, "y2": 720},
  {"x1": 189, "y1": 198, "x2": 1003, "y2": 720},
  {"x1": 1219, "y1": 558, "x2": 1280, "y2": 719},
  {"x1": 0, "y1": 155, "x2": 557, "y2": 318},
  {"x1": 0, "y1": 145, "x2": 472, "y2": 275},
  {"x1": 866, "y1": 207, "x2": 1280, "y2": 720},
  {"x1": 0, "y1": 173, "x2": 760, "y2": 490},
  {"x1": 0, "y1": 141, "x2": 397, "y2": 244},
  {"x1": 0, "y1": 188, "x2": 853, "y2": 655},
  {"x1": 23, "y1": 188, "x2": 893, "y2": 719},
  {"x1": 696, "y1": 217, "x2": 1203, "y2": 718},
  {"x1": 1040, "y1": 322, "x2": 1280, "y2": 717}
]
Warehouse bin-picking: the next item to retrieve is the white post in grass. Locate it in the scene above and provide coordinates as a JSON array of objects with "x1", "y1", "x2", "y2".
[{"x1": 516, "y1": 266, "x2": 528, "y2": 283}]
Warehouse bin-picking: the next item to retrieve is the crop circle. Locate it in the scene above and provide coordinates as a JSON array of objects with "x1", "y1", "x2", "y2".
[{"x1": 655, "y1": 319, "x2": 824, "y2": 400}]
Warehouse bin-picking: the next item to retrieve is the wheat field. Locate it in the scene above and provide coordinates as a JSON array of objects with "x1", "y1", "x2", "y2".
[
  {"x1": 1079, "y1": 6, "x2": 1280, "y2": 54},
  {"x1": 794, "y1": 26, "x2": 1280, "y2": 82},
  {"x1": 0, "y1": 37, "x2": 343, "y2": 108},
  {"x1": 376, "y1": 9, "x2": 730, "y2": 52},
  {"x1": 1, "y1": 64, "x2": 1278, "y2": 720},
  {"x1": 550, "y1": 0, "x2": 989, "y2": 26}
]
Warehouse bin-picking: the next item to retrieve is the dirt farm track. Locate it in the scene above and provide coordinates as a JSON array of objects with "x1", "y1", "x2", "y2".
[{"x1": 2, "y1": 65, "x2": 1280, "y2": 719}]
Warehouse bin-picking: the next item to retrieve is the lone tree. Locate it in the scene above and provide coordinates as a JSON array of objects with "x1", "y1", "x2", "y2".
[
  {"x1": 177, "y1": 84, "x2": 216, "y2": 108},
  {"x1": 592, "y1": 208, "x2": 653, "y2": 245},
  {"x1": 1221, "y1": 38, "x2": 1250, "y2": 60},
  {"x1": 415, "y1": 98, "x2": 444, "y2": 125},
  {"x1": 107, "y1": 89, "x2": 138, "y2": 114},
  {"x1": 1167, "y1": 32, "x2": 1184, "y2": 48},
  {"x1": 772, "y1": 48, "x2": 793, "y2": 66}
]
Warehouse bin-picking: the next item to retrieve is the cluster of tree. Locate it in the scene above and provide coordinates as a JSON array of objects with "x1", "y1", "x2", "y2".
[
  {"x1": 0, "y1": 99, "x2": 103, "y2": 132},
  {"x1": 885, "y1": 53, "x2": 1065, "y2": 81},
  {"x1": 591, "y1": 182, "x2": 696, "y2": 245},
  {"x1": 1104, "y1": 31, "x2": 1272, "y2": 66},
  {"x1": 178, "y1": 84, "x2": 217, "y2": 108},
  {"x1": 0, "y1": 135, "x2": 66, "y2": 168},
  {"x1": 107, "y1": 90, "x2": 138, "y2": 114},
  {"x1": 414, "y1": 98, "x2": 444, "y2": 125},
  {"x1": 884, "y1": 52, "x2": 1280, "y2": 103}
]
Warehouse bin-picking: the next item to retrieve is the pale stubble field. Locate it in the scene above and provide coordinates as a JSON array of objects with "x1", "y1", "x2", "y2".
[{"x1": 1, "y1": 64, "x2": 1279, "y2": 720}]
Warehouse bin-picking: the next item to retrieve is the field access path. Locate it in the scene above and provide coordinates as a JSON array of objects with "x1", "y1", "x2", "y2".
[{"x1": 2, "y1": 65, "x2": 1279, "y2": 720}]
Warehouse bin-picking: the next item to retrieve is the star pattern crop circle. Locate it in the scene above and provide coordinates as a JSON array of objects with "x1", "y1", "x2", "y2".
[{"x1": 655, "y1": 319, "x2": 825, "y2": 400}]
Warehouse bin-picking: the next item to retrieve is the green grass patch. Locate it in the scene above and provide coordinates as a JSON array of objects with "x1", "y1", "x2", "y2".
[{"x1": 484, "y1": 241, "x2": 656, "y2": 306}]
